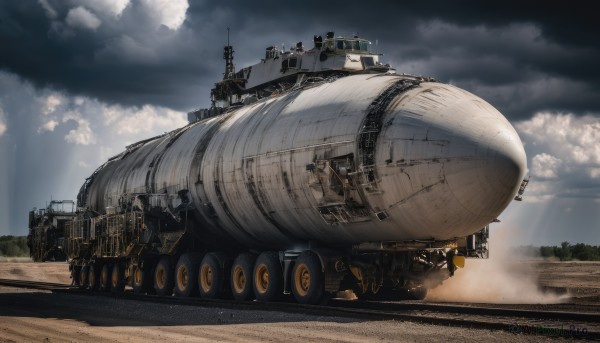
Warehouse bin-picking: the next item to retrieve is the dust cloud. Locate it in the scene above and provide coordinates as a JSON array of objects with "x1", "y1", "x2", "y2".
[{"x1": 426, "y1": 227, "x2": 570, "y2": 304}]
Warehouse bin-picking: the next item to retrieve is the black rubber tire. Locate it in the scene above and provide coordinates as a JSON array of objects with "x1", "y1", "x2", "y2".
[
  {"x1": 253, "y1": 251, "x2": 283, "y2": 302},
  {"x1": 72, "y1": 265, "x2": 81, "y2": 286},
  {"x1": 174, "y1": 253, "x2": 202, "y2": 297},
  {"x1": 198, "y1": 253, "x2": 224, "y2": 299},
  {"x1": 154, "y1": 256, "x2": 174, "y2": 296},
  {"x1": 79, "y1": 266, "x2": 89, "y2": 289},
  {"x1": 230, "y1": 253, "x2": 256, "y2": 301},
  {"x1": 100, "y1": 263, "x2": 112, "y2": 291},
  {"x1": 291, "y1": 251, "x2": 324, "y2": 305},
  {"x1": 110, "y1": 262, "x2": 126, "y2": 292},
  {"x1": 131, "y1": 262, "x2": 152, "y2": 294},
  {"x1": 88, "y1": 264, "x2": 101, "y2": 291}
]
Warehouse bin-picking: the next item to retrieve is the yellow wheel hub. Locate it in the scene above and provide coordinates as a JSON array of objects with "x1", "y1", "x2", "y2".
[
  {"x1": 201, "y1": 265, "x2": 213, "y2": 293},
  {"x1": 134, "y1": 267, "x2": 142, "y2": 286},
  {"x1": 255, "y1": 264, "x2": 269, "y2": 294},
  {"x1": 156, "y1": 266, "x2": 165, "y2": 289},
  {"x1": 232, "y1": 265, "x2": 246, "y2": 294},
  {"x1": 111, "y1": 268, "x2": 118, "y2": 286},
  {"x1": 177, "y1": 266, "x2": 188, "y2": 290},
  {"x1": 294, "y1": 263, "x2": 310, "y2": 297}
]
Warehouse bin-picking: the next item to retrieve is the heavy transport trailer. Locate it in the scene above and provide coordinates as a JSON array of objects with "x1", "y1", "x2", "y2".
[
  {"x1": 66, "y1": 207, "x2": 486, "y2": 302},
  {"x1": 62, "y1": 73, "x2": 526, "y2": 304},
  {"x1": 27, "y1": 200, "x2": 76, "y2": 262}
]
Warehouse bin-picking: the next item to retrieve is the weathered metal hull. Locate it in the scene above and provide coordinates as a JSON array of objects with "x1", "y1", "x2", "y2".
[{"x1": 83, "y1": 74, "x2": 526, "y2": 250}]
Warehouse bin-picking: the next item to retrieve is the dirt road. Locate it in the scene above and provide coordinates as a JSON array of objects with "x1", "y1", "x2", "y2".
[{"x1": 0, "y1": 260, "x2": 598, "y2": 342}]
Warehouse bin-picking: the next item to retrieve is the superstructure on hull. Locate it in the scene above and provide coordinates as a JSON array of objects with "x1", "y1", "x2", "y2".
[
  {"x1": 189, "y1": 32, "x2": 400, "y2": 122},
  {"x1": 29, "y1": 31, "x2": 529, "y2": 304}
]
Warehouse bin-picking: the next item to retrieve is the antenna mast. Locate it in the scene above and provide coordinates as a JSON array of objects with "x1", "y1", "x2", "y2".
[{"x1": 223, "y1": 27, "x2": 235, "y2": 80}]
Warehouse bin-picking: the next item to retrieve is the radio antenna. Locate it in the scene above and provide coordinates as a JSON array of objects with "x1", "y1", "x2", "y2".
[{"x1": 223, "y1": 27, "x2": 235, "y2": 80}]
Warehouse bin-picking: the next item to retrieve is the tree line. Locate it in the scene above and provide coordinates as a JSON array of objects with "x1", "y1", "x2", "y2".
[
  {"x1": 513, "y1": 242, "x2": 600, "y2": 261},
  {"x1": 0, "y1": 235, "x2": 29, "y2": 257}
]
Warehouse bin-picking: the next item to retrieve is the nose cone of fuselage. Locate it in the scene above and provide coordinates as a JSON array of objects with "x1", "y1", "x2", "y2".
[{"x1": 377, "y1": 82, "x2": 526, "y2": 240}]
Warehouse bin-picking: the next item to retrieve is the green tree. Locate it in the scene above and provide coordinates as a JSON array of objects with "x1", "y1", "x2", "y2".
[
  {"x1": 0, "y1": 235, "x2": 29, "y2": 257},
  {"x1": 571, "y1": 243, "x2": 600, "y2": 261},
  {"x1": 559, "y1": 241, "x2": 572, "y2": 261},
  {"x1": 540, "y1": 246, "x2": 555, "y2": 258}
]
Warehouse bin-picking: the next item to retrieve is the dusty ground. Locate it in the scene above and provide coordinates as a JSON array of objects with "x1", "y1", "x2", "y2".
[
  {"x1": 0, "y1": 259, "x2": 598, "y2": 342},
  {"x1": 0, "y1": 259, "x2": 71, "y2": 284},
  {"x1": 535, "y1": 261, "x2": 600, "y2": 304}
]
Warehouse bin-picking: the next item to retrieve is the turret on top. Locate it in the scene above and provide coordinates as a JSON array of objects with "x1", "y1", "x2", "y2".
[{"x1": 206, "y1": 32, "x2": 395, "y2": 114}]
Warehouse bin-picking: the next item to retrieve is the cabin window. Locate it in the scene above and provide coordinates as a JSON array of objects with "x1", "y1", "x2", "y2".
[
  {"x1": 334, "y1": 39, "x2": 369, "y2": 51},
  {"x1": 288, "y1": 57, "x2": 298, "y2": 69},
  {"x1": 281, "y1": 59, "x2": 289, "y2": 73},
  {"x1": 361, "y1": 56, "x2": 375, "y2": 68}
]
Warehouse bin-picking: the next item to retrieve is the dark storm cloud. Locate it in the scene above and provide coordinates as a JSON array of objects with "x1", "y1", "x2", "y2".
[
  {"x1": 1, "y1": 0, "x2": 599, "y2": 117},
  {"x1": 188, "y1": 1, "x2": 598, "y2": 119},
  {"x1": 0, "y1": 1, "x2": 216, "y2": 110},
  {"x1": 1, "y1": 1, "x2": 599, "y2": 243}
]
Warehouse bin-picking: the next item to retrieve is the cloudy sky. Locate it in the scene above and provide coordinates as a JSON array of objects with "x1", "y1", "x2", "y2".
[{"x1": 0, "y1": 1, "x2": 598, "y2": 245}]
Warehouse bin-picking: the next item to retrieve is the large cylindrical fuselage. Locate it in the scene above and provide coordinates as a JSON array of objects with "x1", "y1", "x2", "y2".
[{"x1": 82, "y1": 74, "x2": 526, "y2": 250}]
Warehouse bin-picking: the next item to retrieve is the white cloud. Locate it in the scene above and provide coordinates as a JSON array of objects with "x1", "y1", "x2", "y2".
[
  {"x1": 0, "y1": 107, "x2": 6, "y2": 137},
  {"x1": 521, "y1": 181, "x2": 556, "y2": 203},
  {"x1": 516, "y1": 112, "x2": 600, "y2": 200},
  {"x1": 63, "y1": 111, "x2": 97, "y2": 145},
  {"x1": 38, "y1": 0, "x2": 58, "y2": 19},
  {"x1": 43, "y1": 94, "x2": 63, "y2": 115},
  {"x1": 531, "y1": 153, "x2": 561, "y2": 179},
  {"x1": 81, "y1": 0, "x2": 130, "y2": 17},
  {"x1": 66, "y1": 6, "x2": 102, "y2": 31},
  {"x1": 517, "y1": 113, "x2": 600, "y2": 165},
  {"x1": 38, "y1": 119, "x2": 59, "y2": 133},
  {"x1": 140, "y1": 0, "x2": 189, "y2": 30},
  {"x1": 78, "y1": 161, "x2": 91, "y2": 168},
  {"x1": 74, "y1": 97, "x2": 85, "y2": 106},
  {"x1": 101, "y1": 104, "x2": 186, "y2": 135},
  {"x1": 0, "y1": 70, "x2": 190, "y2": 238}
]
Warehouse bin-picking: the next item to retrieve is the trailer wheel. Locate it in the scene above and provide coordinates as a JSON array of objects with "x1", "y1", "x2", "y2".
[
  {"x1": 111, "y1": 262, "x2": 125, "y2": 292},
  {"x1": 174, "y1": 253, "x2": 201, "y2": 297},
  {"x1": 88, "y1": 264, "x2": 101, "y2": 291},
  {"x1": 132, "y1": 263, "x2": 152, "y2": 294},
  {"x1": 72, "y1": 265, "x2": 81, "y2": 286},
  {"x1": 292, "y1": 251, "x2": 324, "y2": 304},
  {"x1": 230, "y1": 253, "x2": 256, "y2": 301},
  {"x1": 199, "y1": 253, "x2": 224, "y2": 299},
  {"x1": 100, "y1": 264, "x2": 112, "y2": 291},
  {"x1": 253, "y1": 251, "x2": 282, "y2": 302},
  {"x1": 79, "y1": 266, "x2": 89, "y2": 289},
  {"x1": 154, "y1": 256, "x2": 174, "y2": 296}
]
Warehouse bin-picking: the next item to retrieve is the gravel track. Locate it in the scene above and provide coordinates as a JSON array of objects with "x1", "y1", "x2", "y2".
[{"x1": 0, "y1": 261, "x2": 598, "y2": 342}]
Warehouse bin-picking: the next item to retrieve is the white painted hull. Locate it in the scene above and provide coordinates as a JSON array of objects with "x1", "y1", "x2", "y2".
[{"x1": 84, "y1": 74, "x2": 526, "y2": 250}]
